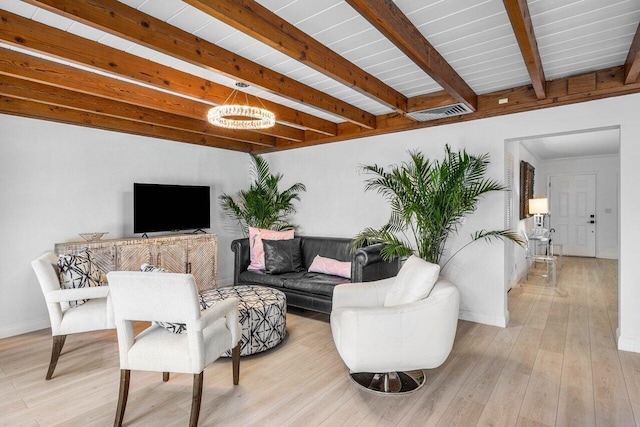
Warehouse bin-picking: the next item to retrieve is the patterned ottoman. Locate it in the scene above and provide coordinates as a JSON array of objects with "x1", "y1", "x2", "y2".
[{"x1": 200, "y1": 285, "x2": 286, "y2": 356}]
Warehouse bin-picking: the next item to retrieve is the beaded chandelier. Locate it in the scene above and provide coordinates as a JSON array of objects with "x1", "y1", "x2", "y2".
[{"x1": 207, "y1": 82, "x2": 275, "y2": 130}]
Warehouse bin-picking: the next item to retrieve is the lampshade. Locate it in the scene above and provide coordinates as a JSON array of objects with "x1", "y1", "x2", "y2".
[{"x1": 529, "y1": 198, "x2": 549, "y2": 214}]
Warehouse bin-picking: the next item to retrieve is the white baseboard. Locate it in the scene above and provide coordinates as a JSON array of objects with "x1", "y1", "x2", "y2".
[
  {"x1": 617, "y1": 329, "x2": 640, "y2": 354},
  {"x1": 458, "y1": 309, "x2": 508, "y2": 328},
  {"x1": 0, "y1": 317, "x2": 50, "y2": 339}
]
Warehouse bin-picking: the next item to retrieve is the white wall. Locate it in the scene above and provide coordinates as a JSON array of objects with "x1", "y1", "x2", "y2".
[
  {"x1": 0, "y1": 115, "x2": 250, "y2": 338},
  {"x1": 266, "y1": 93, "x2": 640, "y2": 349},
  {"x1": 2, "y1": 93, "x2": 640, "y2": 353},
  {"x1": 537, "y1": 154, "x2": 619, "y2": 259},
  {"x1": 267, "y1": 122, "x2": 510, "y2": 327}
]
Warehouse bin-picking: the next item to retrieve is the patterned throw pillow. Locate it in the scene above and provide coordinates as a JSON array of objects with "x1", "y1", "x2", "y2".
[
  {"x1": 140, "y1": 264, "x2": 209, "y2": 333},
  {"x1": 58, "y1": 251, "x2": 102, "y2": 307}
]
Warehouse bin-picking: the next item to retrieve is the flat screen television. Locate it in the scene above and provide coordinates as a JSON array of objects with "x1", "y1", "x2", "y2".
[{"x1": 134, "y1": 183, "x2": 210, "y2": 234}]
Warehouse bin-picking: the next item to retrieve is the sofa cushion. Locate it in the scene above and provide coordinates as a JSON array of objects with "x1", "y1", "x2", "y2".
[
  {"x1": 263, "y1": 238, "x2": 304, "y2": 274},
  {"x1": 248, "y1": 227, "x2": 295, "y2": 271},
  {"x1": 283, "y1": 272, "x2": 350, "y2": 297},
  {"x1": 384, "y1": 255, "x2": 440, "y2": 307},
  {"x1": 239, "y1": 270, "x2": 305, "y2": 288},
  {"x1": 299, "y1": 237, "x2": 352, "y2": 269}
]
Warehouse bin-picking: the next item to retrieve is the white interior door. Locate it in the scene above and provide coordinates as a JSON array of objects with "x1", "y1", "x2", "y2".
[{"x1": 549, "y1": 174, "x2": 596, "y2": 257}]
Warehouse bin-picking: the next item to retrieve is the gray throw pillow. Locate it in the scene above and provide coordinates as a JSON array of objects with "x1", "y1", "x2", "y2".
[{"x1": 262, "y1": 238, "x2": 304, "y2": 274}]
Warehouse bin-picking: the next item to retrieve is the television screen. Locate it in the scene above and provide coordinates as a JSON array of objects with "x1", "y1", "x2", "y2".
[{"x1": 134, "y1": 183, "x2": 210, "y2": 234}]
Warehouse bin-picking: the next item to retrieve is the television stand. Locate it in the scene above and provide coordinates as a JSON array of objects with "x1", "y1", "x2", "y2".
[
  {"x1": 191, "y1": 229, "x2": 207, "y2": 234},
  {"x1": 55, "y1": 234, "x2": 218, "y2": 293}
]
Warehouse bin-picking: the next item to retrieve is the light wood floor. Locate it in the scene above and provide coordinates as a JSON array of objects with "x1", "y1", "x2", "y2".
[{"x1": 1, "y1": 257, "x2": 639, "y2": 426}]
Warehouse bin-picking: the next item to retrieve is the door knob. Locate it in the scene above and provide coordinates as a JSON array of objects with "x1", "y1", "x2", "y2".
[{"x1": 588, "y1": 220, "x2": 596, "y2": 224}]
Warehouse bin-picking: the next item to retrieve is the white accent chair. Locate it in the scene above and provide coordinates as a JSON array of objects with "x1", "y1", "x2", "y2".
[
  {"x1": 331, "y1": 275, "x2": 460, "y2": 394},
  {"x1": 107, "y1": 271, "x2": 241, "y2": 427},
  {"x1": 31, "y1": 252, "x2": 115, "y2": 380}
]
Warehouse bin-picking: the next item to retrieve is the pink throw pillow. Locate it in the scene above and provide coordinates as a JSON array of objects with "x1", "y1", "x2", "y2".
[
  {"x1": 308, "y1": 255, "x2": 351, "y2": 279},
  {"x1": 248, "y1": 227, "x2": 295, "y2": 271}
]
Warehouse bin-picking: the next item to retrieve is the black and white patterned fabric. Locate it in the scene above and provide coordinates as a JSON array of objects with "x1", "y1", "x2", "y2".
[
  {"x1": 201, "y1": 285, "x2": 287, "y2": 356},
  {"x1": 140, "y1": 263, "x2": 206, "y2": 334},
  {"x1": 141, "y1": 263, "x2": 168, "y2": 273},
  {"x1": 58, "y1": 251, "x2": 101, "y2": 307}
]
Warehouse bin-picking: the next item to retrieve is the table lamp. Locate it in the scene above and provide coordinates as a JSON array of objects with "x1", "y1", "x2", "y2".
[{"x1": 529, "y1": 197, "x2": 548, "y2": 231}]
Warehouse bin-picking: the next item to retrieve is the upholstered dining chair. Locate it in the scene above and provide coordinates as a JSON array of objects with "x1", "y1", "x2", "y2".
[
  {"x1": 331, "y1": 256, "x2": 460, "y2": 394},
  {"x1": 107, "y1": 271, "x2": 241, "y2": 427},
  {"x1": 31, "y1": 252, "x2": 115, "y2": 380}
]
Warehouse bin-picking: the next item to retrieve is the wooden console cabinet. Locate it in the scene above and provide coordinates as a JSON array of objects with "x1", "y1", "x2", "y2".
[{"x1": 55, "y1": 234, "x2": 218, "y2": 292}]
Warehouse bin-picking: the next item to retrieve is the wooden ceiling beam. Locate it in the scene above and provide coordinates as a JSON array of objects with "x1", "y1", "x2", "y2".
[
  {"x1": 261, "y1": 66, "x2": 640, "y2": 152},
  {"x1": 0, "y1": 48, "x2": 289, "y2": 145},
  {"x1": 624, "y1": 22, "x2": 640, "y2": 84},
  {"x1": 346, "y1": 0, "x2": 477, "y2": 112},
  {"x1": 503, "y1": 0, "x2": 546, "y2": 99},
  {"x1": 0, "y1": 9, "x2": 336, "y2": 137},
  {"x1": 0, "y1": 96, "x2": 252, "y2": 152},
  {"x1": 24, "y1": 0, "x2": 376, "y2": 129},
  {"x1": 0, "y1": 74, "x2": 278, "y2": 147},
  {"x1": 407, "y1": 91, "x2": 458, "y2": 113},
  {"x1": 183, "y1": 0, "x2": 407, "y2": 113}
]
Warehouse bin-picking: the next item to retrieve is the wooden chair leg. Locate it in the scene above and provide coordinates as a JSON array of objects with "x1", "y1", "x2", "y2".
[
  {"x1": 114, "y1": 369, "x2": 130, "y2": 427},
  {"x1": 232, "y1": 343, "x2": 240, "y2": 385},
  {"x1": 189, "y1": 372, "x2": 204, "y2": 427},
  {"x1": 46, "y1": 335, "x2": 66, "y2": 380},
  {"x1": 163, "y1": 372, "x2": 170, "y2": 382}
]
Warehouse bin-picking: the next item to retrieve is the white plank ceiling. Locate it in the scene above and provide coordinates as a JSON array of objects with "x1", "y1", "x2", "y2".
[{"x1": 1, "y1": 0, "x2": 639, "y2": 126}]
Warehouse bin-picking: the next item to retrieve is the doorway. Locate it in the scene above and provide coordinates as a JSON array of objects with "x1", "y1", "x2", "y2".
[{"x1": 549, "y1": 173, "x2": 597, "y2": 257}]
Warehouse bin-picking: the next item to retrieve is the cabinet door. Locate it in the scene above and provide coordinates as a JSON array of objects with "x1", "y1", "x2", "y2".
[
  {"x1": 188, "y1": 239, "x2": 217, "y2": 292},
  {"x1": 155, "y1": 241, "x2": 187, "y2": 273},
  {"x1": 86, "y1": 245, "x2": 116, "y2": 275},
  {"x1": 116, "y1": 244, "x2": 153, "y2": 271},
  {"x1": 55, "y1": 244, "x2": 116, "y2": 275}
]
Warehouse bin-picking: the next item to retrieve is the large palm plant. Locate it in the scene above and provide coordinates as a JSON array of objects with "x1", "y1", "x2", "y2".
[
  {"x1": 219, "y1": 154, "x2": 306, "y2": 235},
  {"x1": 353, "y1": 145, "x2": 522, "y2": 267}
]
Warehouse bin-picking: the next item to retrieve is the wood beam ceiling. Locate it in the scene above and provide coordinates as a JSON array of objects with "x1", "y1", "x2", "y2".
[
  {"x1": 24, "y1": 0, "x2": 377, "y2": 129},
  {"x1": 346, "y1": 0, "x2": 477, "y2": 111},
  {"x1": 503, "y1": 0, "x2": 546, "y2": 99},
  {"x1": 183, "y1": 0, "x2": 407, "y2": 114},
  {"x1": 625, "y1": 22, "x2": 640, "y2": 84},
  {"x1": 1, "y1": 2, "x2": 640, "y2": 154},
  {"x1": 0, "y1": 96, "x2": 252, "y2": 151},
  {"x1": 0, "y1": 10, "x2": 336, "y2": 140},
  {"x1": 268, "y1": 65, "x2": 640, "y2": 153},
  {"x1": 0, "y1": 72, "x2": 277, "y2": 147}
]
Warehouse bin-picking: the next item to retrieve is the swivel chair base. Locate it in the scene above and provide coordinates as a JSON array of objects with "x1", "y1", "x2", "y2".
[{"x1": 349, "y1": 370, "x2": 425, "y2": 394}]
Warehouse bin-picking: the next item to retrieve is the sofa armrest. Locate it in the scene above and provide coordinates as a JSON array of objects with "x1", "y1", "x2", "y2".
[
  {"x1": 351, "y1": 243, "x2": 400, "y2": 283},
  {"x1": 230, "y1": 238, "x2": 250, "y2": 285}
]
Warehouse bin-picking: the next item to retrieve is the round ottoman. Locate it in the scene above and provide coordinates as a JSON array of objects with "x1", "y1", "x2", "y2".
[{"x1": 200, "y1": 285, "x2": 286, "y2": 356}]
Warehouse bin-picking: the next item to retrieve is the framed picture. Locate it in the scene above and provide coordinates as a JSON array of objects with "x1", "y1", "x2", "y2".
[{"x1": 520, "y1": 161, "x2": 535, "y2": 220}]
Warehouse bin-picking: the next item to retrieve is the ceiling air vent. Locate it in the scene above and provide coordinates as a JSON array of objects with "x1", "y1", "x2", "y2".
[{"x1": 406, "y1": 103, "x2": 473, "y2": 122}]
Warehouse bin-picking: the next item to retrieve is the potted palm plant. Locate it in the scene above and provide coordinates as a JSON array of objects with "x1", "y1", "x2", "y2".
[
  {"x1": 219, "y1": 154, "x2": 306, "y2": 235},
  {"x1": 353, "y1": 145, "x2": 522, "y2": 268}
]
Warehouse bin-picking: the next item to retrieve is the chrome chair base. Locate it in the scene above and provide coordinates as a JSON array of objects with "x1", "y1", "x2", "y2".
[{"x1": 349, "y1": 370, "x2": 425, "y2": 394}]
